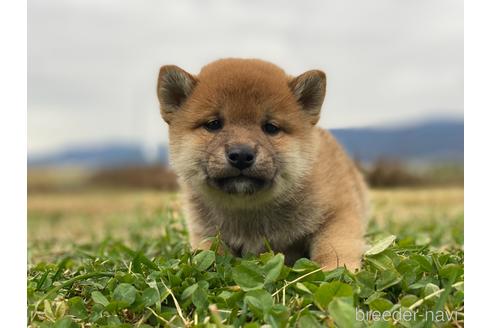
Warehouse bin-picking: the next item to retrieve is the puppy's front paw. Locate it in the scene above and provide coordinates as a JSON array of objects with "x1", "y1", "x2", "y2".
[{"x1": 313, "y1": 254, "x2": 361, "y2": 272}]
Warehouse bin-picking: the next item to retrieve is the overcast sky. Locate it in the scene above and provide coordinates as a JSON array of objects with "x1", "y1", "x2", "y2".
[{"x1": 28, "y1": 0, "x2": 463, "y2": 158}]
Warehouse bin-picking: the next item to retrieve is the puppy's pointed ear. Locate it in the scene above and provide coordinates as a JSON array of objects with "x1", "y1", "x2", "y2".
[
  {"x1": 157, "y1": 65, "x2": 197, "y2": 122},
  {"x1": 289, "y1": 70, "x2": 326, "y2": 124}
]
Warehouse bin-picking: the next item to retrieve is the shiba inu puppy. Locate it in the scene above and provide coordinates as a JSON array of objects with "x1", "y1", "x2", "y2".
[{"x1": 156, "y1": 58, "x2": 367, "y2": 270}]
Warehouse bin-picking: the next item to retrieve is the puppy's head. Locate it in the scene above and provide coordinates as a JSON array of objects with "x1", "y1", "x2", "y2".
[{"x1": 157, "y1": 59, "x2": 326, "y2": 205}]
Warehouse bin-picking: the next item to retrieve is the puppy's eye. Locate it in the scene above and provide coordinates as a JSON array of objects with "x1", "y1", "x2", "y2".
[
  {"x1": 263, "y1": 122, "x2": 281, "y2": 135},
  {"x1": 203, "y1": 119, "x2": 223, "y2": 132}
]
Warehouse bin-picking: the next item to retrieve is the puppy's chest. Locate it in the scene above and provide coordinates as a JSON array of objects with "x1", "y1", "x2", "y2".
[{"x1": 206, "y1": 204, "x2": 324, "y2": 255}]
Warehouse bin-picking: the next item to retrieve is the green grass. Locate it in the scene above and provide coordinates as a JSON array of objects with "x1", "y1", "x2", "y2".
[{"x1": 27, "y1": 194, "x2": 464, "y2": 328}]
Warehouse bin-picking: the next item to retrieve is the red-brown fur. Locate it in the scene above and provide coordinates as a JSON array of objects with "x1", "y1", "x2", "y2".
[{"x1": 157, "y1": 58, "x2": 367, "y2": 270}]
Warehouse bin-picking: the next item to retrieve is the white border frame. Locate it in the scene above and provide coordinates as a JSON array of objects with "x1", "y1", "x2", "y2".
[
  {"x1": 465, "y1": 0, "x2": 492, "y2": 326},
  {"x1": 0, "y1": 0, "x2": 27, "y2": 325}
]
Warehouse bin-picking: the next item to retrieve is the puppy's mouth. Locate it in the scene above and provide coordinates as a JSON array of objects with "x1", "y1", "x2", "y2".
[{"x1": 207, "y1": 174, "x2": 270, "y2": 195}]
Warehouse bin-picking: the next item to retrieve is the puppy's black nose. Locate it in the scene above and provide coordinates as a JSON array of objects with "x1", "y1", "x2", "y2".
[{"x1": 226, "y1": 145, "x2": 256, "y2": 170}]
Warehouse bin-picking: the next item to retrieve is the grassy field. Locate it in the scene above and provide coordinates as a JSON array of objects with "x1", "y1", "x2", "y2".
[{"x1": 27, "y1": 188, "x2": 464, "y2": 327}]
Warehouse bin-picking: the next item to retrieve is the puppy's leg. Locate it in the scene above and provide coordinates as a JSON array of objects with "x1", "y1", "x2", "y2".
[
  {"x1": 189, "y1": 230, "x2": 228, "y2": 256},
  {"x1": 310, "y1": 210, "x2": 365, "y2": 271},
  {"x1": 189, "y1": 231, "x2": 213, "y2": 250}
]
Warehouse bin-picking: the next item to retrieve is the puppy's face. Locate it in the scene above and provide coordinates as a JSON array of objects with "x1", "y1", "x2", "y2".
[{"x1": 157, "y1": 59, "x2": 326, "y2": 205}]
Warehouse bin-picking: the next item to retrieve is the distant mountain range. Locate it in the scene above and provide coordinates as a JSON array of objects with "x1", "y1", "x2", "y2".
[
  {"x1": 331, "y1": 119, "x2": 463, "y2": 165},
  {"x1": 28, "y1": 144, "x2": 169, "y2": 168},
  {"x1": 28, "y1": 119, "x2": 463, "y2": 168}
]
